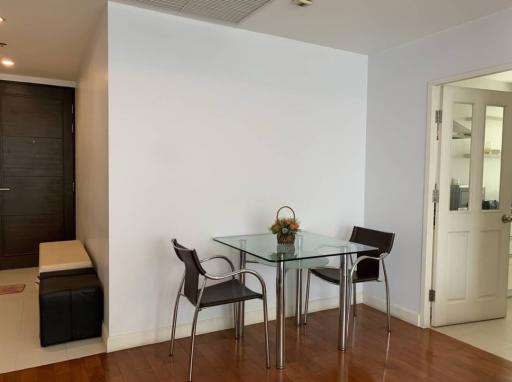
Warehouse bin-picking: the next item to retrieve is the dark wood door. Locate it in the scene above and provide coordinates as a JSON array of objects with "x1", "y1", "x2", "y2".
[{"x1": 0, "y1": 81, "x2": 75, "y2": 269}]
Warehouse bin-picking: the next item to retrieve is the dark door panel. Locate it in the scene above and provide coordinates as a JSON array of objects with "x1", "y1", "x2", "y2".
[
  {"x1": 1, "y1": 96, "x2": 63, "y2": 138},
  {"x1": 2, "y1": 177, "x2": 63, "y2": 215},
  {"x1": 3, "y1": 137, "x2": 63, "y2": 177},
  {"x1": 2, "y1": 215, "x2": 63, "y2": 257},
  {"x1": 0, "y1": 81, "x2": 74, "y2": 269}
]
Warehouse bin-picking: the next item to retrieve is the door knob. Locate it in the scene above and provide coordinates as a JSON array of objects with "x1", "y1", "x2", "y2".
[{"x1": 502, "y1": 214, "x2": 512, "y2": 223}]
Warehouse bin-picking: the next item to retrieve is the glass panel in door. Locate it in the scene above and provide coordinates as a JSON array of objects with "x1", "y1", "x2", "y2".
[
  {"x1": 450, "y1": 103, "x2": 473, "y2": 211},
  {"x1": 482, "y1": 106, "x2": 504, "y2": 210}
]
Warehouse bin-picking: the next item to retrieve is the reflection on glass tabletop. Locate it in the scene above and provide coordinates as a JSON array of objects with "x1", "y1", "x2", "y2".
[{"x1": 213, "y1": 231, "x2": 377, "y2": 262}]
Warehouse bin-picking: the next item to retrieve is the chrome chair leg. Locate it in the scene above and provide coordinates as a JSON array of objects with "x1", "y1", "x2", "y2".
[
  {"x1": 234, "y1": 303, "x2": 239, "y2": 339},
  {"x1": 169, "y1": 277, "x2": 184, "y2": 357},
  {"x1": 303, "y1": 270, "x2": 311, "y2": 325},
  {"x1": 188, "y1": 306, "x2": 200, "y2": 382},
  {"x1": 352, "y1": 283, "x2": 357, "y2": 317},
  {"x1": 347, "y1": 275, "x2": 353, "y2": 324},
  {"x1": 382, "y1": 259, "x2": 391, "y2": 332},
  {"x1": 262, "y1": 291, "x2": 270, "y2": 368},
  {"x1": 169, "y1": 293, "x2": 181, "y2": 356},
  {"x1": 188, "y1": 280, "x2": 206, "y2": 382}
]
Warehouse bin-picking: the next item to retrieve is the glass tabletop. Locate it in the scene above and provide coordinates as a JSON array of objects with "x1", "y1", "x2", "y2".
[{"x1": 213, "y1": 231, "x2": 378, "y2": 262}]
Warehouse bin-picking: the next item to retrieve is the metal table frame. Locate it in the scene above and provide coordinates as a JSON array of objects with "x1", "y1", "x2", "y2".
[{"x1": 214, "y1": 233, "x2": 376, "y2": 369}]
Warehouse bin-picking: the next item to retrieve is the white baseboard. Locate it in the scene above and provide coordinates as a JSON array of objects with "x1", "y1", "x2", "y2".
[
  {"x1": 104, "y1": 292, "x2": 362, "y2": 353},
  {"x1": 102, "y1": 322, "x2": 110, "y2": 349},
  {"x1": 362, "y1": 292, "x2": 421, "y2": 327}
]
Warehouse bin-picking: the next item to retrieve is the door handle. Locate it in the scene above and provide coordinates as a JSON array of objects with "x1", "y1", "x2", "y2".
[
  {"x1": 502, "y1": 214, "x2": 512, "y2": 223},
  {"x1": 0, "y1": 188, "x2": 10, "y2": 191}
]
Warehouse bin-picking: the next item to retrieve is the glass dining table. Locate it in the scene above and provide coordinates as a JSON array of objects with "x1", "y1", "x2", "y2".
[{"x1": 213, "y1": 231, "x2": 378, "y2": 369}]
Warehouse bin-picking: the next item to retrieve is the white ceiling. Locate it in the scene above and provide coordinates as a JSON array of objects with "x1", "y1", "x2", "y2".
[
  {"x1": 241, "y1": 0, "x2": 512, "y2": 54},
  {"x1": 2, "y1": 0, "x2": 512, "y2": 81},
  {"x1": 0, "y1": 0, "x2": 105, "y2": 81}
]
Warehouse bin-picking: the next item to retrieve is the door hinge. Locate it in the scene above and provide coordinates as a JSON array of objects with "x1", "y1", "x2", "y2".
[
  {"x1": 429, "y1": 289, "x2": 436, "y2": 302},
  {"x1": 433, "y1": 201, "x2": 437, "y2": 227},
  {"x1": 432, "y1": 185, "x2": 439, "y2": 203},
  {"x1": 435, "y1": 110, "x2": 442, "y2": 124},
  {"x1": 71, "y1": 122, "x2": 75, "y2": 134},
  {"x1": 71, "y1": 104, "x2": 74, "y2": 114},
  {"x1": 72, "y1": 182, "x2": 75, "y2": 193},
  {"x1": 435, "y1": 110, "x2": 442, "y2": 140}
]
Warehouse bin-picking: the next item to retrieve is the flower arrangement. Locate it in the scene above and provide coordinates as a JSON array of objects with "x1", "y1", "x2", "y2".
[{"x1": 270, "y1": 206, "x2": 300, "y2": 244}]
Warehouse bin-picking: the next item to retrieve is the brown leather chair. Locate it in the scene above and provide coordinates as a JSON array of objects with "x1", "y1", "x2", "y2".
[
  {"x1": 303, "y1": 226, "x2": 395, "y2": 332},
  {"x1": 169, "y1": 239, "x2": 270, "y2": 381}
]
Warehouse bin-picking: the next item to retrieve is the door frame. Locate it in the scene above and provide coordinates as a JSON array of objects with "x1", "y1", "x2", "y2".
[{"x1": 420, "y1": 63, "x2": 512, "y2": 328}]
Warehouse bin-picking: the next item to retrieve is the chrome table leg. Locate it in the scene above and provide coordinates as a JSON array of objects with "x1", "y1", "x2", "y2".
[
  {"x1": 304, "y1": 270, "x2": 311, "y2": 325},
  {"x1": 276, "y1": 261, "x2": 286, "y2": 369},
  {"x1": 238, "y1": 249, "x2": 246, "y2": 338},
  {"x1": 295, "y1": 269, "x2": 302, "y2": 326},
  {"x1": 338, "y1": 256, "x2": 349, "y2": 351}
]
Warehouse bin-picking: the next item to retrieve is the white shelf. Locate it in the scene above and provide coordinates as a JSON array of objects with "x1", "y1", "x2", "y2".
[{"x1": 461, "y1": 152, "x2": 501, "y2": 159}]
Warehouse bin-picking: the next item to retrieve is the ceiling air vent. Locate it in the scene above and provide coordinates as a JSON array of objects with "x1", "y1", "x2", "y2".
[
  {"x1": 133, "y1": 0, "x2": 188, "y2": 12},
  {"x1": 132, "y1": 0, "x2": 272, "y2": 24}
]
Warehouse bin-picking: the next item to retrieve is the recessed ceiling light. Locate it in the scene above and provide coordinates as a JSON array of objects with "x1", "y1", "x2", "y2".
[
  {"x1": 294, "y1": 0, "x2": 312, "y2": 6},
  {"x1": 1, "y1": 58, "x2": 15, "y2": 67}
]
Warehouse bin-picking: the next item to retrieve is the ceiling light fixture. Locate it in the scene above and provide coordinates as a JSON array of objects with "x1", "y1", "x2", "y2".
[
  {"x1": 0, "y1": 17, "x2": 5, "y2": 23},
  {"x1": 1, "y1": 58, "x2": 15, "y2": 67}
]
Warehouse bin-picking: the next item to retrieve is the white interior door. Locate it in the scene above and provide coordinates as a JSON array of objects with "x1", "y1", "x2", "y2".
[{"x1": 432, "y1": 85, "x2": 512, "y2": 327}]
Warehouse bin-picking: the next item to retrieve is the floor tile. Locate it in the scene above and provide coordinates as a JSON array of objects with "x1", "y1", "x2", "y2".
[
  {"x1": 433, "y1": 299, "x2": 512, "y2": 362},
  {"x1": 14, "y1": 343, "x2": 68, "y2": 372},
  {"x1": 66, "y1": 338, "x2": 106, "y2": 360},
  {"x1": 0, "y1": 267, "x2": 105, "y2": 373}
]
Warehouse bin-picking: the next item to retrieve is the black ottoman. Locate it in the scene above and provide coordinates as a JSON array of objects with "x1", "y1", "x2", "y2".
[{"x1": 39, "y1": 273, "x2": 103, "y2": 347}]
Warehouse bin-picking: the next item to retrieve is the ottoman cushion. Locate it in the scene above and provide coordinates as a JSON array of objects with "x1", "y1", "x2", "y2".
[{"x1": 39, "y1": 240, "x2": 93, "y2": 275}]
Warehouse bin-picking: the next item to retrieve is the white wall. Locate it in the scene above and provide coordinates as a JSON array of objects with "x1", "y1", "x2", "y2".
[
  {"x1": 365, "y1": 8, "x2": 512, "y2": 319},
  {"x1": 106, "y1": 1, "x2": 368, "y2": 346},
  {"x1": 76, "y1": 7, "x2": 110, "y2": 325}
]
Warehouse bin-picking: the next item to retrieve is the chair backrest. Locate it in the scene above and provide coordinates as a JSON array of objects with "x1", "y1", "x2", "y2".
[
  {"x1": 172, "y1": 239, "x2": 207, "y2": 305},
  {"x1": 350, "y1": 226, "x2": 395, "y2": 280}
]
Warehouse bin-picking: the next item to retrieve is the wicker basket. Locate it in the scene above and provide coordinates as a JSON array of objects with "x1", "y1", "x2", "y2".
[
  {"x1": 277, "y1": 232, "x2": 296, "y2": 244},
  {"x1": 275, "y1": 206, "x2": 296, "y2": 245}
]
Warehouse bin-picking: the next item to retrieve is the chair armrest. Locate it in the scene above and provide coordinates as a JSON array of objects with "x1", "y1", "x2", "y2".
[
  {"x1": 200, "y1": 256, "x2": 235, "y2": 272},
  {"x1": 205, "y1": 269, "x2": 267, "y2": 296},
  {"x1": 349, "y1": 253, "x2": 389, "y2": 279}
]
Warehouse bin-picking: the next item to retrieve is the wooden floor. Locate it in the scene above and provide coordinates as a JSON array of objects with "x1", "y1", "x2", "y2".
[{"x1": 2, "y1": 305, "x2": 512, "y2": 381}]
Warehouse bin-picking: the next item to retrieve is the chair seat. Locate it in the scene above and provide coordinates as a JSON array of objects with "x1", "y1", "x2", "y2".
[
  {"x1": 199, "y1": 279, "x2": 262, "y2": 308},
  {"x1": 311, "y1": 267, "x2": 379, "y2": 284}
]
